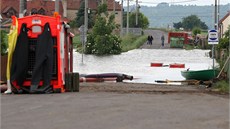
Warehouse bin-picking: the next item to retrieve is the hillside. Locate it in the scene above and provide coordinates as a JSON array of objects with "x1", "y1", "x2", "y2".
[{"x1": 125, "y1": 4, "x2": 230, "y2": 29}]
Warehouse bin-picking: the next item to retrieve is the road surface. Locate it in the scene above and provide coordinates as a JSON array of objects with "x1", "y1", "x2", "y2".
[
  {"x1": 140, "y1": 29, "x2": 170, "y2": 49},
  {"x1": 1, "y1": 83, "x2": 229, "y2": 129}
]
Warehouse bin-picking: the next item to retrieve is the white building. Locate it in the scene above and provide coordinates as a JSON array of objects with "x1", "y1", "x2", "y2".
[{"x1": 219, "y1": 11, "x2": 230, "y2": 38}]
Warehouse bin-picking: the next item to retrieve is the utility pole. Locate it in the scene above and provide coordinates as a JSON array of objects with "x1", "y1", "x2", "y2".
[
  {"x1": 19, "y1": 0, "x2": 25, "y2": 18},
  {"x1": 82, "y1": 0, "x2": 88, "y2": 64},
  {"x1": 212, "y1": 0, "x2": 218, "y2": 73},
  {"x1": 62, "y1": 0, "x2": 67, "y2": 17},
  {"x1": 55, "y1": 0, "x2": 59, "y2": 13},
  {"x1": 126, "y1": 0, "x2": 129, "y2": 34},
  {"x1": 120, "y1": 0, "x2": 123, "y2": 36},
  {"x1": 84, "y1": 0, "x2": 88, "y2": 32},
  {"x1": 84, "y1": 0, "x2": 88, "y2": 39},
  {"x1": 218, "y1": 0, "x2": 220, "y2": 22},
  {"x1": 214, "y1": 0, "x2": 217, "y2": 29},
  {"x1": 113, "y1": 0, "x2": 116, "y2": 14},
  {"x1": 135, "y1": 0, "x2": 138, "y2": 27}
]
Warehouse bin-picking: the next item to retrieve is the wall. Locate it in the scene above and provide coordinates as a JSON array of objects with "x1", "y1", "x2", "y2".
[
  {"x1": 67, "y1": 10, "x2": 78, "y2": 20},
  {"x1": 222, "y1": 15, "x2": 230, "y2": 34}
]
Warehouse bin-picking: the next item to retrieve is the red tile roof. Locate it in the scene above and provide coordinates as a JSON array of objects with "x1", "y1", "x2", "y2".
[
  {"x1": 27, "y1": 0, "x2": 63, "y2": 16},
  {"x1": 0, "y1": 0, "x2": 63, "y2": 18},
  {"x1": 67, "y1": 0, "x2": 81, "y2": 10},
  {"x1": 107, "y1": 0, "x2": 122, "y2": 11},
  {"x1": 67, "y1": 0, "x2": 121, "y2": 11},
  {"x1": 1, "y1": 0, "x2": 20, "y2": 18},
  {"x1": 219, "y1": 11, "x2": 230, "y2": 24}
]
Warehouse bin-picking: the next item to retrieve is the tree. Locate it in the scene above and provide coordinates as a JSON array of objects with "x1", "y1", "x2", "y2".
[
  {"x1": 85, "y1": 4, "x2": 122, "y2": 55},
  {"x1": 217, "y1": 25, "x2": 230, "y2": 50},
  {"x1": 74, "y1": 0, "x2": 94, "y2": 28},
  {"x1": 192, "y1": 27, "x2": 201, "y2": 36},
  {"x1": 173, "y1": 22, "x2": 182, "y2": 29},
  {"x1": 173, "y1": 15, "x2": 208, "y2": 30},
  {"x1": 123, "y1": 12, "x2": 149, "y2": 29}
]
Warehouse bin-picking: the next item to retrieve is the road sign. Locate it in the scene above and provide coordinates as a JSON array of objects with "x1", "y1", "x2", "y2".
[{"x1": 208, "y1": 29, "x2": 218, "y2": 44}]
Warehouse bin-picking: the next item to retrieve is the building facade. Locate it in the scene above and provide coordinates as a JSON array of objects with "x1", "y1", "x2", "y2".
[
  {"x1": 0, "y1": 0, "x2": 122, "y2": 25},
  {"x1": 219, "y1": 11, "x2": 230, "y2": 38}
]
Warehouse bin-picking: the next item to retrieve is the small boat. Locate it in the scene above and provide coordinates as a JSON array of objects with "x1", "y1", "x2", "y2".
[{"x1": 181, "y1": 69, "x2": 218, "y2": 81}]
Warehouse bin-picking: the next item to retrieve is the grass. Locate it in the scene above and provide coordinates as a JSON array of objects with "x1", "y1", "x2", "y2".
[
  {"x1": 148, "y1": 28, "x2": 170, "y2": 33},
  {"x1": 73, "y1": 34, "x2": 81, "y2": 48},
  {"x1": 73, "y1": 34, "x2": 147, "y2": 53},
  {"x1": 121, "y1": 34, "x2": 147, "y2": 52},
  {"x1": 212, "y1": 80, "x2": 229, "y2": 93},
  {"x1": 183, "y1": 44, "x2": 195, "y2": 50},
  {"x1": 73, "y1": 34, "x2": 84, "y2": 52}
]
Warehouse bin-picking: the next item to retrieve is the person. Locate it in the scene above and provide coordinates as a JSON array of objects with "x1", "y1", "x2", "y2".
[
  {"x1": 161, "y1": 34, "x2": 165, "y2": 47},
  {"x1": 147, "y1": 35, "x2": 151, "y2": 45},
  {"x1": 150, "y1": 35, "x2": 154, "y2": 45},
  {"x1": 194, "y1": 35, "x2": 199, "y2": 46}
]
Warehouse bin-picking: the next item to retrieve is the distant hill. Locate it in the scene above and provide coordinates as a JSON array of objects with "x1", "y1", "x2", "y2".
[{"x1": 125, "y1": 4, "x2": 230, "y2": 29}]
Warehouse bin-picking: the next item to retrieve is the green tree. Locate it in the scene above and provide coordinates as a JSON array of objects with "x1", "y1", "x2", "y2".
[
  {"x1": 192, "y1": 27, "x2": 201, "y2": 36},
  {"x1": 173, "y1": 15, "x2": 208, "y2": 30},
  {"x1": 123, "y1": 12, "x2": 149, "y2": 29},
  {"x1": 74, "y1": 0, "x2": 94, "y2": 28},
  {"x1": 85, "y1": 4, "x2": 122, "y2": 55},
  {"x1": 173, "y1": 22, "x2": 182, "y2": 29}
]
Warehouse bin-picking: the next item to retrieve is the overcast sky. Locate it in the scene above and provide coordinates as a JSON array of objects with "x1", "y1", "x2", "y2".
[{"x1": 118, "y1": 0, "x2": 230, "y2": 6}]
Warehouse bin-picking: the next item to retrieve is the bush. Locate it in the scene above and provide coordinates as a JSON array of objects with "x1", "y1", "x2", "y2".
[
  {"x1": 217, "y1": 25, "x2": 229, "y2": 51},
  {"x1": 86, "y1": 34, "x2": 121, "y2": 55},
  {"x1": 85, "y1": 3, "x2": 122, "y2": 55},
  {"x1": 192, "y1": 27, "x2": 201, "y2": 36}
]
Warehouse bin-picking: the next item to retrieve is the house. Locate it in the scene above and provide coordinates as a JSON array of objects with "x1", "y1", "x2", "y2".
[
  {"x1": 0, "y1": 0, "x2": 63, "y2": 20},
  {"x1": 219, "y1": 11, "x2": 230, "y2": 38},
  {"x1": 26, "y1": 0, "x2": 63, "y2": 16},
  {"x1": 66, "y1": 0, "x2": 122, "y2": 25},
  {"x1": 0, "y1": 0, "x2": 20, "y2": 19},
  {"x1": 0, "y1": 0, "x2": 122, "y2": 25}
]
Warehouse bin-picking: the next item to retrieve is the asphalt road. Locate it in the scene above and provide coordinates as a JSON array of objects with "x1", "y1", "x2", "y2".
[
  {"x1": 140, "y1": 30, "x2": 170, "y2": 49},
  {"x1": 1, "y1": 83, "x2": 229, "y2": 129}
]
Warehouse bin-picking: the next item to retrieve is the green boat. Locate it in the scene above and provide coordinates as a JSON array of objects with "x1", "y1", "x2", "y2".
[{"x1": 181, "y1": 69, "x2": 218, "y2": 81}]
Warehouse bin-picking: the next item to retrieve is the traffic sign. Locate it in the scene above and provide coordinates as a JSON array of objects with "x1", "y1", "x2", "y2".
[{"x1": 208, "y1": 29, "x2": 218, "y2": 44}]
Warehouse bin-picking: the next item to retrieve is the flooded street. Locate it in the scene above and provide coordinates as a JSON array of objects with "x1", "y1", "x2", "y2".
[{"x1": 73, "y1": 49, "x2": 218, "y2": 84}]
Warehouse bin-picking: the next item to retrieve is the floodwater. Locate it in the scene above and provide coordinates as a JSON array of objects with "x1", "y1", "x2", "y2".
[{"x1": 73, "y1": 49, "x2": 218, "y2": 84}]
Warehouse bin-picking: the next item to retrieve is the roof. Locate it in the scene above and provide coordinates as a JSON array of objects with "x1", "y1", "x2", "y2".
[
  {"x1": 0, "y1": 0, "x2": 63, "y2": 18},
  {"x1": 0, "y1": 0, "x2": 20, "y2": 18},
  {"x1": 67, "y1": 0, "x2": 122, "y2": 11},
  {"x1": 27, "y1": 0, "x2": 63, "y2": 16},
  {"x1": 219, "y1": 11, "x2": 230, "y2": 24},
  {"x1": 66, "y1": 0, "x2": 99, "y2": 10},
  {"x1": 107, "y1": 0, "x2": 122, "y2": 11},
  {"x1": 67, "y1": 0, "x2": 81, "y2": 10}
]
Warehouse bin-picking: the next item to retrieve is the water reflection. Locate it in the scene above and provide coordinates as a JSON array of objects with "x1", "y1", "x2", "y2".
[{"x1": 73, "y1": 49, "x2": 218, "y2": 84}]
